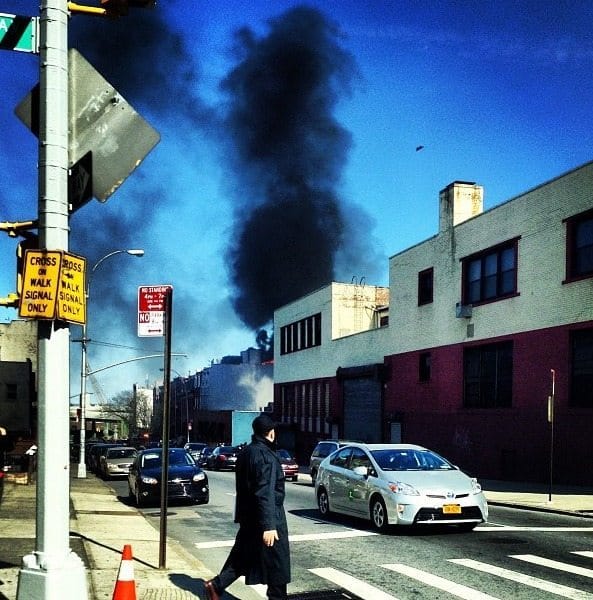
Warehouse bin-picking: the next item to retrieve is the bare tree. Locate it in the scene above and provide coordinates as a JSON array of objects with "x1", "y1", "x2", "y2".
[{"x1": 100, "y1": 390, "x2": 135, "y2": 439}]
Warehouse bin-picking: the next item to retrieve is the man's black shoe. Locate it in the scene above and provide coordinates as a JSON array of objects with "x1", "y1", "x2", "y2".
[{"x1": 204, "y1": 579, "x2": 221, "y2": 600}]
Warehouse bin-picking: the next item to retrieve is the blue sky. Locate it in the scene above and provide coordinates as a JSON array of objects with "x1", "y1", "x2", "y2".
[{"x1": 1, "y1": 1, "x2": 592, "y2": 401}]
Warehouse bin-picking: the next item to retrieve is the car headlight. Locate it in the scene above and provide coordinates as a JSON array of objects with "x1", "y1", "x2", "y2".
[
  {"x1": 193, "y1": 472, "x2": 206, "y2": 482},
  {"x1": 141, "y1": 476, "x2": 158, "y2": 485},
  {"x1": 388, "y1": 481, "x2": 420, "y2": 496},
  {"x1": 470, "y1": 478, "x2": 482, "y2": 494}
]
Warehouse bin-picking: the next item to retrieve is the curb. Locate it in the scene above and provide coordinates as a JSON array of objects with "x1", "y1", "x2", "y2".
[{"x1": 486, "y1": 499, "x2": 593, "y2": 519}]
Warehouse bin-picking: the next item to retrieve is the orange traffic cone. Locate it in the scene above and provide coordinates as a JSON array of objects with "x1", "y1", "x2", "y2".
[{"x1": 112, "y1": 544, "x2": 137, "y2": 600}]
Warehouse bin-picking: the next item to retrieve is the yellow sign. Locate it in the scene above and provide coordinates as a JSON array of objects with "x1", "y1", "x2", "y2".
[
  {"x1": 57, "y1": 252, "x2": 86, "y2": 324},
  {"x1": 18, "y1": 250, "x2": 61, "y2": 319},
  {"x1": 18, "y1": 249, "x2": 87, "y2": 324}
]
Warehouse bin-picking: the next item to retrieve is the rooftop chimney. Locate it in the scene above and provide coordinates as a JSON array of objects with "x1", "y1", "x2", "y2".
[{"x1": 439, "y1": 181, "x2": 484, "y2": 232}]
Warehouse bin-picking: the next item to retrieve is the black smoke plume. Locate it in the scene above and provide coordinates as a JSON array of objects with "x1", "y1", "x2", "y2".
[
  {"x1": 67, "y1": 3, "x2": 207, "y2": 341},
  {"x1": 221, "y1": 7, "x2": 357, "y2": 330}
]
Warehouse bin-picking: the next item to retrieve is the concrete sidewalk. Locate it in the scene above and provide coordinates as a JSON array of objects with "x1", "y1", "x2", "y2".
[
  {"x1": 0, "y1": 472, "x2": 215, "y2": 600},
  {"x1": 0, "y1": 470, "x2": 592, "y2": 600}
]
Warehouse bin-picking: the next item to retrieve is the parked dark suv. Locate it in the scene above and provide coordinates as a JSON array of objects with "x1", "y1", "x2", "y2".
[{"x1": 309, "y1": 440, "x2": 355, "y2": 486}]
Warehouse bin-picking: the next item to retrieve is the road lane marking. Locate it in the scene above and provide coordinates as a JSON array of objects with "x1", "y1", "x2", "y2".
[
  {"x1": 289, "y1": 530, "x2": 378, "y2": 542},
  {"x1": 511, "y1": 554, "x2": 593, "y2": 578},
  {"x1": 450, "y1": 558, "x2": 593, "y2": 599},
  {"x1": 310, "y1": 567, "x2": 399, "y2": 600},
  {"x1": 195, "y1": 528, "x2": 377, "y2": 548},
  {"x1": 478, "y1": 526, "x2": 593, "y2": 532},
  {"x1": 573, "y1": 551, "x2": 593, "y2": 559},
  {"x1": 382, "y1": 563, "x2": 500, "y2": 599}
]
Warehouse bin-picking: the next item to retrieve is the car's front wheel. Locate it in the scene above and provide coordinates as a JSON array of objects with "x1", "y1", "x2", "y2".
[
  {"x1": 370, "y1": 496, "x2": 389, "y2": 532},
  {"x1": 310, "y1": 469, "x2": 317, "y2": 486},
  {"x1": 317, "y1": 487, "x2": 331, "y2": 516}
]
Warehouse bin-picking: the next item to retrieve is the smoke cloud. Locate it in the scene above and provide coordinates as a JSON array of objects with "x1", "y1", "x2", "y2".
[
  {"x1": 61, "y1": 5, "x2": 381, "y2": 397},
  {"x1": 221, "y1": 7, "x2": 358, "y2": 330}
]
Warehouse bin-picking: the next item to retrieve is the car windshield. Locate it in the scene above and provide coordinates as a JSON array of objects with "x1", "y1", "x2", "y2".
[
  {"x1": 314, "y1": 444, "x2": 335, "y2": 458},
  {"x1": 219, "y1": 446, "x2": 237, "y2": 454},
  {"x1": 277, "y1": 449, "x2": 293, "y2": 460},
  {"x1": 141, "y1": 453, "x2": 161, "y2": 468},
  {"x1": 141, "y1": 451, "x2": 195, "y2": 468},
  {"x1": 371, "y1": 449, "x2": 454, "y2": 471},
  {"x1": 169, "y1": 452, "x2": 194, "y2": 465},
  {"x1": 106, "y1": 448, "x2": 136, "y2": 459}
]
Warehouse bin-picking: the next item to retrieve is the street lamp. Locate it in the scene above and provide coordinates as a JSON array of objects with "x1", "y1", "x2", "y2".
[{"x1": 77, "y1": 248, "x2": 144, "y2": 478}]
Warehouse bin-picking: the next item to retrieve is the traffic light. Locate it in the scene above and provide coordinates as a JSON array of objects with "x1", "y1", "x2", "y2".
[{"x1": 100, "y1": 0, "x2": 156, "y2": 16}]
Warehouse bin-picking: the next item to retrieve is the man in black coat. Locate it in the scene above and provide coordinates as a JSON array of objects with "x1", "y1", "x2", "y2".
[{"x1": 204, "y1": 414, "x2": 291, "y2": 600}]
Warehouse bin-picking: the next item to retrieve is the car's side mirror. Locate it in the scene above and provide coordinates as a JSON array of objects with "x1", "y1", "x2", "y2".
[{"x1": 352, "y1": 466, "x2": 368, "y2": 477}]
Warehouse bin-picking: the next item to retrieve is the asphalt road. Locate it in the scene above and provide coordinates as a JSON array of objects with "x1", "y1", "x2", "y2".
[{"x1": 109, "y1": 472, "x2": 593, "y2": 599}]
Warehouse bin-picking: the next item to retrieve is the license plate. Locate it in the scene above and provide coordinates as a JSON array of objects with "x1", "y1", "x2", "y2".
[{"x1": 443, "y1": 504, "x2": 461, "y2": 514}]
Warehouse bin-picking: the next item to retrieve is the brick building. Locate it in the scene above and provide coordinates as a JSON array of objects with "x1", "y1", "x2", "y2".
[{"x1": 0, "y1": 320, "x2": 37, "y2": 435}]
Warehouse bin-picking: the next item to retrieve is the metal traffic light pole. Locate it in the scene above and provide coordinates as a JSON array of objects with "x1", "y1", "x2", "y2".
[{"x1": 17, "y1": 1, "x2": 88, "y2": 598}]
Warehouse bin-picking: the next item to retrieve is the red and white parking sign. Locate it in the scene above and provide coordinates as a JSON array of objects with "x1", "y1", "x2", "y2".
[{"x1": 137, "y1": 285, "x2": 173, "y2": 337}]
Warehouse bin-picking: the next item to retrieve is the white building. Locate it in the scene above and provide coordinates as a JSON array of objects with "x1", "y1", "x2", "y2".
[{"x1": 273, "y1": 161, "x2": 593, "y2": 484}]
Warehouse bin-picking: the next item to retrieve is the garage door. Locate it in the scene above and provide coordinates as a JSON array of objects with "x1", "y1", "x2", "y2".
[{"x1": 342, "y1": 376, "x2": 382, "y2": 443}]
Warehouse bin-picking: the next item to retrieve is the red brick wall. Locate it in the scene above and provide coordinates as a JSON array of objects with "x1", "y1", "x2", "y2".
[{"x1": 383, "y1": 322, "x2": 593, "y2": 485}]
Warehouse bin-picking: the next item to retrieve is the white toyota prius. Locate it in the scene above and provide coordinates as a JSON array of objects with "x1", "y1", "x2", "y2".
[{"x1": 315, "y1": 443, "x2": 488, "y2": 532}]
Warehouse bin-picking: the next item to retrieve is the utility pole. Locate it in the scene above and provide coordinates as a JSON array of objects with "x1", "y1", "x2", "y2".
[{"x1": 17, "y1": 0, "x2": 88, "y2": 598}]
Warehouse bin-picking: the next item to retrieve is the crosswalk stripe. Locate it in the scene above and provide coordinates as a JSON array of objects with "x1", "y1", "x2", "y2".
[
  {"x1": 511, "y1": 554, "x2": 593, "y2": 578},
  {"x1": 450, "y1": 558, "x2": 593, "y2": 599},
  {"x1": 573, "y1": 551, "x2": 593, "y2": 559},
  {"x1": 310, "y1": 567, "x2": 399, "y2": 600},
  {"x1": 382, "y1": 563, "x2": 499, "y2": 599},
  {"x1": 237, "y1": 577, "x2": 266, "y2": 597},
  {"x1": 195, "y1": 528, "x2": 376, "y2": 548}
]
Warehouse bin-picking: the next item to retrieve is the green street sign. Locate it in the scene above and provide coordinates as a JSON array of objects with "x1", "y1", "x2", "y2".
[{"x1": 0, "y1": 13, "x2": 38, "y2": 54}]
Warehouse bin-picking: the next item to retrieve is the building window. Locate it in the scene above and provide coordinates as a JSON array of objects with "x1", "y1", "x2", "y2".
[
  {"x1": 565, "y1": 210, "x2": 593, "y2": 281},
  {"x1": 463, "y1": 341, "x2": 513, "y2": 408},
  {"x1": 419, "y1": 352, "x2": 431, "y2": 382},
  {"x1": 571, "y1": 329, "x2": 593, "y2": 407},
  {"x1": 280, "y1": 313, "x2": 321, "y2": 355},
  {"x1": 418, "y1": 268, "x2": 434, "y2": 306},
  {"x1": 462, "y1": 240, "x2": 518, "y2": 305}
]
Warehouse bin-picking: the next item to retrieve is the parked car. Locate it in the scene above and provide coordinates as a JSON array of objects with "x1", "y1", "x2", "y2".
[
  {"x1": 197, "y1": 446, "x2": 214, "y2": 467},
  {"x1": 99, "y1": 446, "x2": 137, "y2": 479},
  {"x1": 184, "y1": 442, "x2": 208, "y2": 463},
  {"x1": 127, "y1": 447, "x2": 209, "y2": 507},
  {"x1": 277, "y1": 449, "x2": 299, "y2": 481},
  {"x1": 0, "y1": 469, "x2": 4, "y2": 506},
  {"x1": 88, "y1": 443, "x2": 116, "y2": 473},
  {"x1": 309, "y1": 440, "x2": 355, "y2": 486},
  {"x1": 315, "y1": 443, "x2": 488, "y2": 532},
  {"x1": 93, "y1": 442, "x2": 123, "y2": 476},
  {"x1": 206, "y1": 445, "x2": 241, "y2": 471}
]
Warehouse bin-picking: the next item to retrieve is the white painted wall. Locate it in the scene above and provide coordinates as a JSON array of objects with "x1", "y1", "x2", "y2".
[
  {"x1": 274, "y1": 161, "x2": 593, "y2": 383},
  {"x1": 388, "y1": 161, "x2": 593, "y2": 352}
]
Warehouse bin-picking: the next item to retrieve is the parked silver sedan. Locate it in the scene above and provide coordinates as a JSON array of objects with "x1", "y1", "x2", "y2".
[
  {"x1": 315, "y1": 443, "x2": 488, "y2": 532},
  {"x1": 99, "y1": 446, "x2": 137, "y2": 480}
]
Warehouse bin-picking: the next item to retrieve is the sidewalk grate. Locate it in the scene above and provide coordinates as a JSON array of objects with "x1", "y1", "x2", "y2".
[{"x1": 288, "y1": 591, "x2": 363, "y2": 599}]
